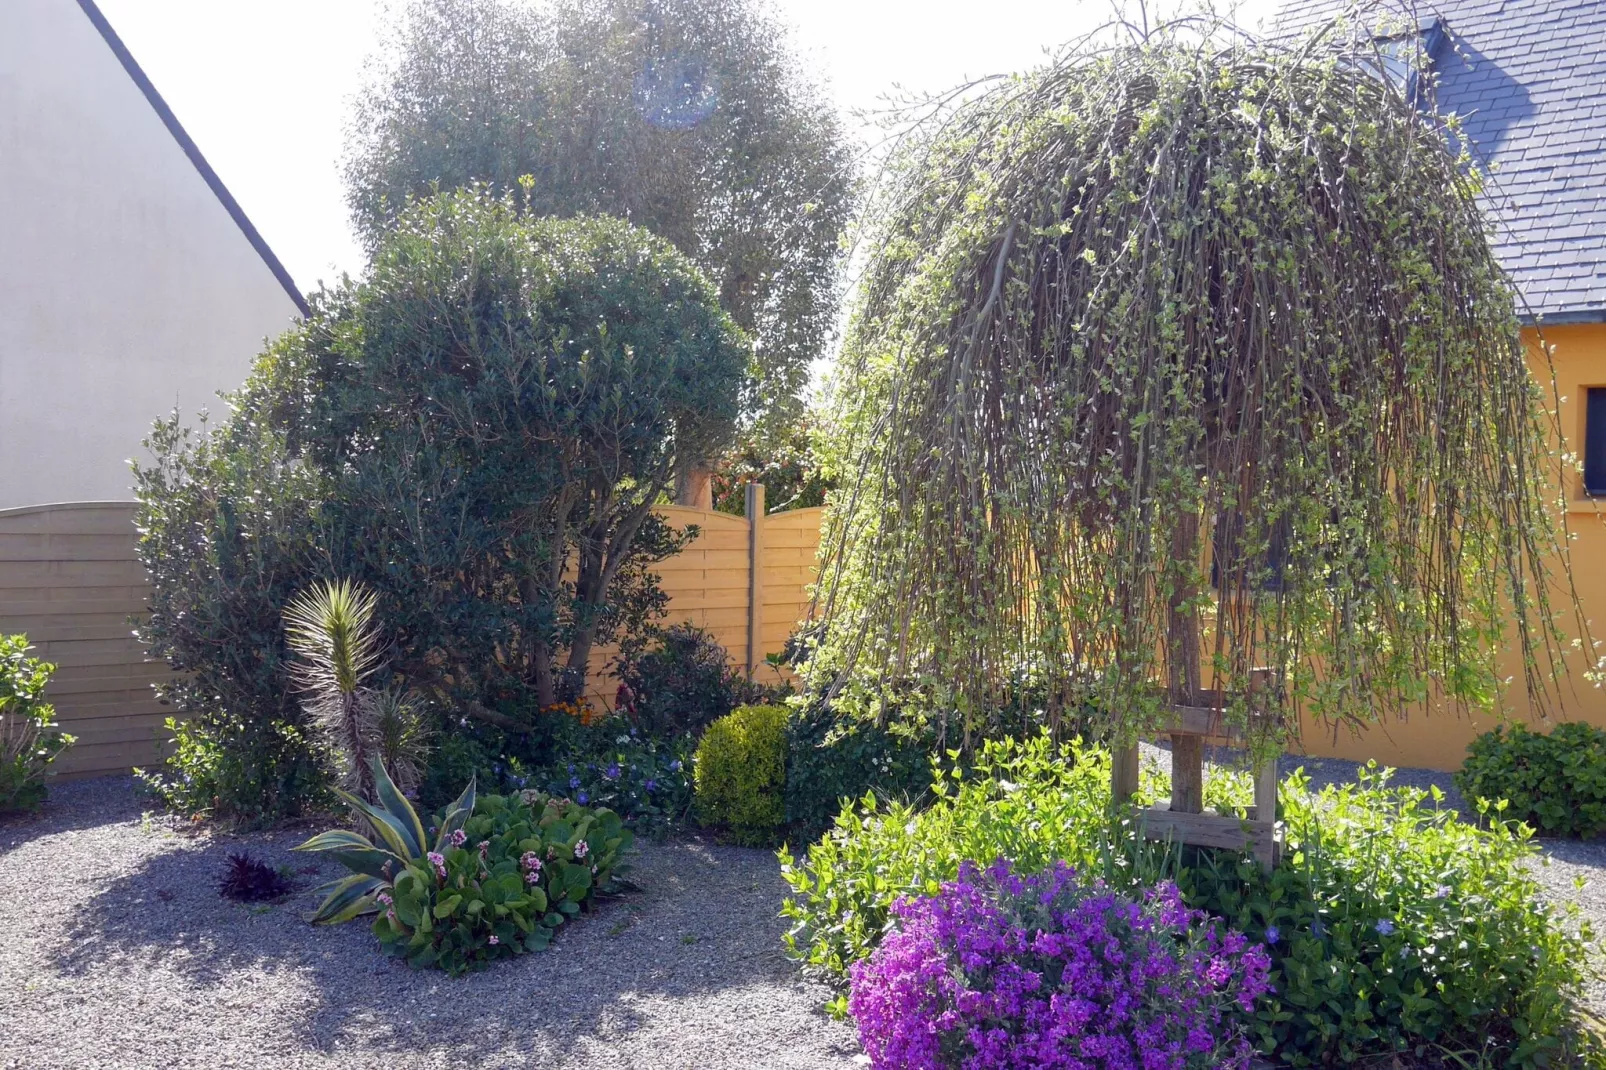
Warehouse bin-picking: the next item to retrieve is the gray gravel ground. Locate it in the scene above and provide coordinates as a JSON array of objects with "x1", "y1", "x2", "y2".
[
  {"x1": 0, "y1": 777, "x2": 860, "y2": 1070},
  {"x1": 6, "y1": 757, "x2": 1605, "y2": 1068}
]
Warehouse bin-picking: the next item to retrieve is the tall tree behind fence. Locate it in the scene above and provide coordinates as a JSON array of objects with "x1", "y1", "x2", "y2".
[{"x1": 0, "y1": 498, "x2": 822, "y2": 778}]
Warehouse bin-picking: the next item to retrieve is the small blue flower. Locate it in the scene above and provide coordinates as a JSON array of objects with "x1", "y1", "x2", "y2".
[
  {"x1": 1375, "y1": 918, "x2": 1395, "y2": 936},
  {"x1": 1433, "y1": 884, "x2": 1451, "y2": 899},
  {"x1": 605, "y1": 763, "x2": 621, "y2": 780},
  {"x1": 669, "y1": 759, "x2": 683, "y2": 773},
  {"x1": 567, "y1": 763, "x2": 576, "y2": 775},
  {"x1": 1264, "y1": 925, "x2": 1280, "y2": 945},
  {"x1": 569, "y1": 775, "x2": 581, "y2": 789},
  {"x1": 1311, "y1": 919, "x2": 1326, "y2": 938},
  {"x1": 644, "y1": 779, "x2": 657, "y2": 793},
  {"x1": 577, "y1": 790, "x2": 589, "y2": 805}
]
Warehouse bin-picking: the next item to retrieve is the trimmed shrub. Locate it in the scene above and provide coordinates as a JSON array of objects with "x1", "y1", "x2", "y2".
[
  {"x1": 1455, "y1": 721, "x2": 1606, "y2": 838},
  {"x1": 0, "y1": 635, "x2": 74, "y2": 814},
  {"x1": 784, "y1": 701, "x2": 935, "y2": 842},
  {"x1": 780, "y1": 736, "x2": 1601, "y2": 1068},
  {"x1": 850, "y1": 859, "x2": 1272, "y2": 1069},
  {"x1": 694, "y1": 704, "x2": 788, "y2": 844}
]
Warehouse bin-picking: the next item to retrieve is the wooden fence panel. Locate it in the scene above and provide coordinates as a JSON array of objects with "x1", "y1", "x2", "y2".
[
  {"x1": 2, "y1": 497, "x2": 828, "y2": 777},
  {"x1": 0, "y1": 502, "x2": 173, "y2": 779}
]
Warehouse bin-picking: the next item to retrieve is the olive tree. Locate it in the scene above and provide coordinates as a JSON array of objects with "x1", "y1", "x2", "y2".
[{"x1": 345, "y1": 0, "x2": 855, "y2": 440}]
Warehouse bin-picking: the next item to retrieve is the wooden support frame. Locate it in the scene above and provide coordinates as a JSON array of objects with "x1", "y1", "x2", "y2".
[{"x1": 1112, "y1": 670, "x2": 1283, "y2": 870}]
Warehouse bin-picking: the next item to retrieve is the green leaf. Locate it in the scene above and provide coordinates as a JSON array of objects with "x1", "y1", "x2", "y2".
[
  {"x1": 434, "y1": 775, "x2": 478, "y2": 851},
  {"x1": 308, "y1": 873, "x2": 384, "y2": 925},
  {"x1": 371, "y1": 756, "x2": 426, "y2": 858},
  {"x1": 333, "y1": 787, "x2": 419, "y2": 862}
]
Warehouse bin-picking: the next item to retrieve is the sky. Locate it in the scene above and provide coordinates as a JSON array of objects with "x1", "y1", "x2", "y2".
[{"x1": 94, "y1": 0, "x2": 1282, "y2": 295}]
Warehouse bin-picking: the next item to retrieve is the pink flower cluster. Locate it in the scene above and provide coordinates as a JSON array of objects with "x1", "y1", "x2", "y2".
[
  {"x1": 521, "y1": 850, "x2": 544, "y2": 884},
  {"x1": 847, "y1": 860, "x2": 1272, "y2": 1070},
  {"x1": 426, "y1": 850, "x2": 447, "y2": 880}
]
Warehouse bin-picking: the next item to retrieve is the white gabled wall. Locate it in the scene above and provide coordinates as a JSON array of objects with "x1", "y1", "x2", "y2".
[{"x1": 0, "y1": 0, "x2": 301, "y2": 508}]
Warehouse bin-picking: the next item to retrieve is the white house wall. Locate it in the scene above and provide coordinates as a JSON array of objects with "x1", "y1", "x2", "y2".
[{"x1": 0, "y1": 0, "x2": 301, "y2": 508}]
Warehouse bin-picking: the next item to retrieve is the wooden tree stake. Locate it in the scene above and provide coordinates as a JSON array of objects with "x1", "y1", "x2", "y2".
[{"x1": 1170, "y1": 733, "x2": 1204, "y2": 813}]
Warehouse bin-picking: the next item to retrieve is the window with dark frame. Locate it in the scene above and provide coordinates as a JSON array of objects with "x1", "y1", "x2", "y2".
[{"x1": 1587, "y1": 387, "x2": 1606, "y2": 495}]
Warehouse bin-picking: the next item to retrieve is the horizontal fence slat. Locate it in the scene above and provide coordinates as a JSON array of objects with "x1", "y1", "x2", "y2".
[
  {"x1": 11, "y1": 500, "x2": 827, "y2": 774},
  {"x1": 0, "y1": 503, "x2": 143, "y2": 535},
  {"x1": 0, "y1": 560, "x2": 148, "y2": 588}
]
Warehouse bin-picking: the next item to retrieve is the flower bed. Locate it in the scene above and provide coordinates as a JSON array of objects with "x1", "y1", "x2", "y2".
[{"x1": 850, "y1": 859, "x2": 1270, "y2": 1070}]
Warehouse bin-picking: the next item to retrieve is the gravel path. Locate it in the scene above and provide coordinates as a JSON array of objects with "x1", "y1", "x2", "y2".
[{"x1": 0, "y1": 778, "x2": 860, "y2": 1070}]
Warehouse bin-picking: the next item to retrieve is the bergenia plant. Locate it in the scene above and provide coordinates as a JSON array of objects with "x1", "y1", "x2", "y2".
[
  {"x1": 848, "y1": 859, "x2": 1272, "y2": 1070},
  {"x1": 294, "y1": 758, "x2": 476, "y2": 924}
]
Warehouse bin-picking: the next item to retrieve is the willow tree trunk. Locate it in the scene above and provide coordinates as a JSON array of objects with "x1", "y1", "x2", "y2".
[{"x1": 1168, "y1": 513, "x2": 1204, "y2": 813}]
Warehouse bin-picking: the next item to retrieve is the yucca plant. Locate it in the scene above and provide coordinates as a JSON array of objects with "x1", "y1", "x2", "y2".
[
  {"x1": 295, "y1": 758, "x2": 476, "y2": 924},
  {"x1": 284, "y1": 579, "x2": 427, "y2": 801}
]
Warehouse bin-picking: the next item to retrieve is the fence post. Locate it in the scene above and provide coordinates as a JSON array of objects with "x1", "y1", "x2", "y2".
[{"x1": 746, "y1": 482, "x2": 765, "y2": 677}]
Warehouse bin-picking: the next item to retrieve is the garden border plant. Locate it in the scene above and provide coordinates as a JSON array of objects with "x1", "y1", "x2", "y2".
[
  {"x1": 779, "y1": 734, "x2": 1603, "y2": 1067},
  {"x1": 296, "y1": 760, "x2": 632, "y2": 976},
  {"x1": 1456, "y1": 721, "x2": 1606, "y2": 839},
  {"x1": 0, "y1": 634, "x2": 75, "y2": 814}
]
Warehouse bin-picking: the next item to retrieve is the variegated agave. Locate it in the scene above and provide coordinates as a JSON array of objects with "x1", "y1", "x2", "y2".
[{"x1": 294, "y1": 758, "x2": 475, "y2": 924}]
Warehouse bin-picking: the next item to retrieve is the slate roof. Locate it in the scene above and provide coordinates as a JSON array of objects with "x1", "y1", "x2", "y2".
[{"x1": 1275, "y1": 0, "x2": 1606, "y2": 323}]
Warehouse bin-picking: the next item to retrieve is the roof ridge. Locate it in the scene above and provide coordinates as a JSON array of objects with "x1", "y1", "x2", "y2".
[{"x1": 74, "y1": 0, "x2": 310, "y2": 318}]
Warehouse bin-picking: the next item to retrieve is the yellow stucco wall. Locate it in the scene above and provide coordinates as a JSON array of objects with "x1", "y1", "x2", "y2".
[{"x1": 1295, "y1": 323, "x2": 1606, "y2": 770}]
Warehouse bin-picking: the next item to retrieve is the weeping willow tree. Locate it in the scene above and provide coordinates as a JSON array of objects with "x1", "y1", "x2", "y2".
[{"x1": 808, "y1": 18, "x2": 1582, "y2": 751}]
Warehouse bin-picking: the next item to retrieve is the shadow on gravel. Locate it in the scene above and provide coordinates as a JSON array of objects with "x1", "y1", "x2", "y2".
[
  {"x1": 0, "y1": 776, "x2": 155, "y2": 854},
  {"x1": 51, "y1": 801, "x2": 821, "y2": 1065}
]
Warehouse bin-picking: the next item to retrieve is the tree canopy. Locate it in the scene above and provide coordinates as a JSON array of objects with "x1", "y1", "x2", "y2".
[
  {"x1": 808, "y1": 25, "x2": 1577, "y2": 748},
  {"x1": 135, "y1": 190, "x2": 749, "y2": 818},
  {"x1": 345, "y1": 0, "x2": 855, "y2": 436}
]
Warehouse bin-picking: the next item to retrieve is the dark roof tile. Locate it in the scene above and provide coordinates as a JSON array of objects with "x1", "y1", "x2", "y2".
[{"x1": 1275, "y1": 0, "x2": 1606, "y2": 320}]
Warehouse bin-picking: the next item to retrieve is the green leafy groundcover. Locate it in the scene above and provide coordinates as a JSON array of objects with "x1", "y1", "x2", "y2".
[
  {"x1": 374, "y1": 792, "x2": 631, "y2": 975},
  {"x1": 779, "y1": 735, "x2": 1602, "y2": 1067}
]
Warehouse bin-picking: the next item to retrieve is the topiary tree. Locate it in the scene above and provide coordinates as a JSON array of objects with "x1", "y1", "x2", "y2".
[
  {"x1": 135, "y1": 188, "x2": 748, "y2": 819},
  {"x1": 345, "y1": 0, "x2": 855, "y2": 443},
  {"x1": 808, "y1": 20, "x2": 1583, "y2": 763}
]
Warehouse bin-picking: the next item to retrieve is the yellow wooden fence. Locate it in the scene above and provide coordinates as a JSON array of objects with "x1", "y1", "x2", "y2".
[{"x1": 0, "y1": 498, "x2": 823, "y2": 779}]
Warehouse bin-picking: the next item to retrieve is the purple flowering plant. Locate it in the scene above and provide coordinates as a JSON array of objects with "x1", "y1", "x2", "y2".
[
  {"x1": 849, "y1": 859, "x2": 1271, "y2": 1070},
  {"x1": 528, "y1": 711, "x2": 695, "y2": 839}
]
